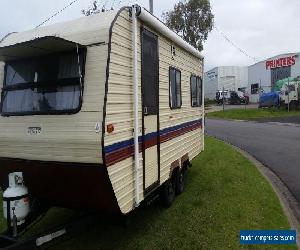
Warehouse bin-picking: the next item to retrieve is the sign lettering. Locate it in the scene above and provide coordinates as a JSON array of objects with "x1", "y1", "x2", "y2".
[{"x1": 266, "y1": 55, "x2": 296, "y2": 70}]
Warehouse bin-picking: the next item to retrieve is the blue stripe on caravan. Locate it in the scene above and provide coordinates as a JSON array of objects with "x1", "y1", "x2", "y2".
[
  {"x1": 104, "y1": 119, "x2": 202, "y2": 154},
  {"x1": 160, "y1": 119, "x2": 199, "y2": 136}
]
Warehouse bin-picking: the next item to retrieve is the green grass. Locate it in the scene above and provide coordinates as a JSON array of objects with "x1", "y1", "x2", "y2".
[
  {"x1": 207, "y1": 108, "x2": 300, "y2": 121},
  {"x1": 0, "y1": 137, "x2": 296, "y2": 249}
]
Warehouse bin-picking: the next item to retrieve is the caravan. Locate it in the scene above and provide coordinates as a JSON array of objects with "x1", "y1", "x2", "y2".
[{"x1": 0, "y1": 6, "x2": 204, "y2": 222}]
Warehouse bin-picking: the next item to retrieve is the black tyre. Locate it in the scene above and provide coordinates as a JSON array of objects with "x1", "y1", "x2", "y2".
[
  {"x1": 175, "y1": 168, "x2": 187, "y2": 195},
  {"x1": 160, "y1": 177, "x2": 175, "y2": 208}
]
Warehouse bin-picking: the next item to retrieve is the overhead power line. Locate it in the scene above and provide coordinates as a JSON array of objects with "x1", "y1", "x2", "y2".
[
  {"x1": 35, "y1": 0, "x2": 81, "y2": 28},
  {"x1": 110, "y1": 0, "x2": 117, "y2": 9},
  {"x1": 214, "y1": 26, "x2": 259, "y2": 62},
  {"x1": 34, "y1": 0, "x2": 142, "y2": 30}
]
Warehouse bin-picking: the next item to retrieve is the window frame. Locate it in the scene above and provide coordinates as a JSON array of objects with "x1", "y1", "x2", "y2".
[
  {"x1": 169, "y1": 66, "x2": 182, "y2": 109},
  {"x1": 251, "y1": 83, "x2": 259, "y2": 95},
  {"x1": 190, "y1": 74, "x2": 203, "y2": 107},
  {"x1": 0, "y1": 49, "x2": 86, "y2": 117}
]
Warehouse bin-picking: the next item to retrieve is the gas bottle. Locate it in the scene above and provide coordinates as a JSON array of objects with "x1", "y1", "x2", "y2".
[{"x1": 3, "y1": 172, "x2": 30, "y2": 226}]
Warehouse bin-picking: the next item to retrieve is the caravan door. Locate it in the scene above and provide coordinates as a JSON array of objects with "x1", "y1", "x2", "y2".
[{"x1": 141, "y1": 28, "x2": 160, "y2": 194}]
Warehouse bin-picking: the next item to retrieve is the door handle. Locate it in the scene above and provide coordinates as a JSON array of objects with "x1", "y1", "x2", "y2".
[{"x1": 144, "y1": 107, "x2": 148, "y2": 115}]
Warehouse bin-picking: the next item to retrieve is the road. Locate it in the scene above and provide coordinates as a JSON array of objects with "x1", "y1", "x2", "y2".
[{"x1": 206, "y1": 118, "x2": 300, "y2": 203}]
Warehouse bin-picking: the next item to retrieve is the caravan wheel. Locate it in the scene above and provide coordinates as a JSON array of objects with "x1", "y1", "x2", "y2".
[
  {"x1": 175, "y1": 168, "x2": 187, "y2": 195},
  {"x1": 160, "y1": 177, "x2": 175, "y2": 208}
]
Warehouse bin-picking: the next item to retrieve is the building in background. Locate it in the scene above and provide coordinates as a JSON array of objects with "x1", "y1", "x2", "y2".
[
  {"x1": 204, "y1": 66, "x2": 248, "y2": 100},
  {"x1": 205, "y1": 53, "x2": 300, "y2": 103},
  {"x1": 247, "y1": 52, "x2": 300, "y2": 103}
]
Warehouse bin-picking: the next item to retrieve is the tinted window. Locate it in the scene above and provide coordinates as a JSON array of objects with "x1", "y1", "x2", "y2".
[
  {"x1": 1, "y1": 50, "x2": 85, "y2": 116},
  {"x1": 191, "y1": 75, "x2": 202, "y2": 107},
  {"x1": 169, "y1": 68, "x2": 181, "y2": 109}
]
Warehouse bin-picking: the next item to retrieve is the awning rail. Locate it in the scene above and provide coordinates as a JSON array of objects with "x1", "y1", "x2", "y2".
[{"x1": 0, "y1": 36, "x2": 85, "y2": 61}]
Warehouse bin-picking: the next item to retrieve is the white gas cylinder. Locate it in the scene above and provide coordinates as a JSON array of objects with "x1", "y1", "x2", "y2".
[{"x1": 3, "y1": 172, "x2": 30, "y2": 225}]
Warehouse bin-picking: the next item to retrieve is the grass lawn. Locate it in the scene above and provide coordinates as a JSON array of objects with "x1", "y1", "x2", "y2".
[
  {"x1": 207, "y1": 108, "x2": 300, "y2": 121},
  {"x1": 0, "y1": 137, "x2": 296, "y2": 249}
]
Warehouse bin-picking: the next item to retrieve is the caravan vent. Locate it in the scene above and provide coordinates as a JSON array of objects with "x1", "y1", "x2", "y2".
[{"x1": 171, "y1": 45, "x2": 176, "y2": 59}]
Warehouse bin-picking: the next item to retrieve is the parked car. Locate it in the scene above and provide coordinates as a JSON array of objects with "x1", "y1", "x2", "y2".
[{"x1": 229, "y1": 91, "x2": 248, "y2": 105}]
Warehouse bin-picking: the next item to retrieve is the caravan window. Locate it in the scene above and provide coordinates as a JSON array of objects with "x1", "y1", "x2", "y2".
[
  {"x1": 1, "y1": 50, "x2": 85, "y2": 116},
  {"x1": 169, "y1": 67, "x2": 182, "y2": 109},
  {"x1": 190, "y1": 75, "x2": 202, "y2": 107}
]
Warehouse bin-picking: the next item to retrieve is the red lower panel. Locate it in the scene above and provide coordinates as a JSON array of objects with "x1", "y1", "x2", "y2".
[{"x1": 0, "y1": 158, "x2": 121, "y2": 214}]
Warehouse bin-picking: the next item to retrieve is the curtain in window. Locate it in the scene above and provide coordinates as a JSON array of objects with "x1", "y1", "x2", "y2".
[
  {"x1": 6, "y1": 62, "x2": 36, "y2": 86},
  {"x1": 58, "y1": 54, "x2": 82, "y2": 79},
  {"x1": 169, "y1": 68, "x2": 181, "y2": 109},
  {"x1": 197, "y1": 77, "x2": 202, "y2": 105},
  {"x1": 170, "y1": 69, "x2": 176, "y2": 108},
  {"x1": 191, "y1": 76, "x2": 197, "y2": 106},
  {"x1": 1, "y1": 50, "x2": 84, "y2": 115},
  {"x1": 176, "y1": 70, "x2": 181, "y2": 107},
  {"x1": 191, "y1": 76, "x2": 202, "y2": 107}
]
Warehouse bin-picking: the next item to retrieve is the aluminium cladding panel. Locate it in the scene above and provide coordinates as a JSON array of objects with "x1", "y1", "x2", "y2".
[
  {"x1": 158, "y1": 31, "x2": 203, "y2": 184},
  {"x1": 248, "y1": 61, "x2": 271, "y2": 103},
  {"x1": 0, "y1": 45, "x2": 108, "y2": 164},
  {"x1": 218, "y1": 66, "x2": 248, "y2": 91},
  {"x1": 291, "y1": 53, "x2": 300, "y2": 77},
  {"x1": 104, "y1": 9, "x2": 144, "y2": 215},
  {"x1": 104, "y1": 9, "x2": 203, "y2": 215},
  {"x1": 204, "y1": 67, "x2": 218, "y2": 100}
]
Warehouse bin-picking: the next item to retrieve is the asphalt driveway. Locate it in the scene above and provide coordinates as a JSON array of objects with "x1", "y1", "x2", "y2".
[{"x1": 206, "y1": 118, "x2": 300, "y2": 204}]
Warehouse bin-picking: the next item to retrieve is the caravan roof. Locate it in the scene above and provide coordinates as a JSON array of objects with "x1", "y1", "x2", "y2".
[
  {"x1": 0, "y1": 6, "x2": 203, "y2": 61},
  {"x1": 0, "y1": 10, "x2": 118, "y2": 47}
]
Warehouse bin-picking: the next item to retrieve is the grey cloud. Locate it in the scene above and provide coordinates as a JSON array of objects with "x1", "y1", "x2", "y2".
[
  {"x1": 204, "y1": 0, "x2": 300, "y2": 70},
  {"x1": 1, "y1": 0, "x2": 298, "y2": 71}
]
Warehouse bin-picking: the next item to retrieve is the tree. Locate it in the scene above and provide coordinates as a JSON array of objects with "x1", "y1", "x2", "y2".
[
  {"x1": 82, "y1": 1, "x2": 110, "y2": 16},
  {"x1": 163, "y1": 0, "x2": 214, "y2": 51}
]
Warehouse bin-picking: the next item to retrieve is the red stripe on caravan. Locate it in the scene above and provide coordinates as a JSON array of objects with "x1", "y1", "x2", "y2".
[
  {"x1": 105, "y1": 121, "x2": 202, "y2": 167},
  {"x1": 160, "y1": 123, "x2": 201, "y2": 143}
]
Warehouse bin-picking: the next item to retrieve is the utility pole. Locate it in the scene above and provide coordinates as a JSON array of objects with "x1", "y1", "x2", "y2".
[
  {"x1": 149, "y1": 0, "x2": 153, "y2": 14},
  {"x1": 287, "y1": 78, "x2": 290, "y2": 113},
  {"x1": 222, "y1": 86, "x2": 225, "y2": 112},
  {"x1": 259, "y1": 78, "x2": 262, "y2": 100}
]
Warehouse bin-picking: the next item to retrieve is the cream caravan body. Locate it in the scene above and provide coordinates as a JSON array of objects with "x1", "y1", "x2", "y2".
[{"x1": 0, "y1": 6, "x2": 204, "y2": 215}]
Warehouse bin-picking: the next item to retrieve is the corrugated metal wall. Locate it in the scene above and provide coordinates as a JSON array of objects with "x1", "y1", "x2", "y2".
[
  {"x1": 204, "y1": 67, "x2": 218, "y2": 100},
  {"x1": 204, "y1": 66, "x2": 248, "y2": 100}
]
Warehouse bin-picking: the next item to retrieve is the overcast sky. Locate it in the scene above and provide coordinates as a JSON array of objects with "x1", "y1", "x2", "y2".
[{"x1": 1, "y1": 0, "x2": 300, "y2": 71}]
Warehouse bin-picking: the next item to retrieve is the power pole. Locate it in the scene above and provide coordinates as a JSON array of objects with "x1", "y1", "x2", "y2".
[
  {"x1": 287, "y1": 78, "x2": 290, "y2": 112},
  {"x1": 222, "y1": 86, "x2": 225, "y2": 112},
  {"x1": 149, "y1": 0, "x2": 153, "y2": 14}
]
